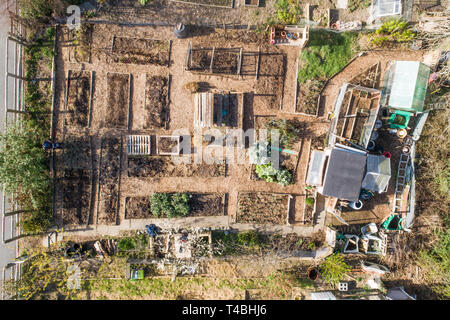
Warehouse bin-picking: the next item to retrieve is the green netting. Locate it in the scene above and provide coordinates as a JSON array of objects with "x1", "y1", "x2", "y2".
[
  {"x1": 382, "y1": 214, "x2": 403, "y2": 230},
  {"x1": 385, "y1": 61, "x2": 430, "y2": 112}
]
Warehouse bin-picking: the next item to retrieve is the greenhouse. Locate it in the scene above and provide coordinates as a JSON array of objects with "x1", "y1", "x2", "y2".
[
  {"x1": 381, "y1": 61, "x2": 431, "y2": 113},
  {"x1": 371, "y1": 0, "x2": 402, "y2": 18}
]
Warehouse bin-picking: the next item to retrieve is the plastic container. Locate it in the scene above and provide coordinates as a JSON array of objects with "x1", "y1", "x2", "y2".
[{"x1": 349, "y1": 200, "x2": 363, "y2": 210}]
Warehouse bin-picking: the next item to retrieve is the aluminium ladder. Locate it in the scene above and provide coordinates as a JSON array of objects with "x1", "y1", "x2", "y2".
[
  {"x1": 392, "y1": 153, "x2": 410, "y2": 213},
  {"x1": 126, "y1": 135, "x2": 151, "y2": 155}
]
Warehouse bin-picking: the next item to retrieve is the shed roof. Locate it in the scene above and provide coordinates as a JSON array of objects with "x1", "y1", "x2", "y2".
[{"x1": 322, "y1": 147, "x2": 367, "y2": 202}]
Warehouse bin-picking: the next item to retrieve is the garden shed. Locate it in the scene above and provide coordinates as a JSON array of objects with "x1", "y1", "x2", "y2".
[
  {"x1": 381, "y1": 61, "x2": 431, "y2": 113},
  {"x1": 361, "y1": 154, "x2": 391, "y2": 193},
  {"x1": 308, "y1": 145, "x2": 367, "y2": 202}
]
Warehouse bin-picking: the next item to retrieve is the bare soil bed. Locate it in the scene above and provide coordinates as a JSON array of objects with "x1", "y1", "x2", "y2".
[
  {"x1": 98, "y1": 137, "x2": 122, "y2": 224},
  {"x1": 144, "y1": 75, "x2": 169, "y2": 129},
  {"x1": 65, "y1": 71, "x2": 91, "y2": 127},
  {"x1": 61, "y1": 135, "x2": 92, "y2": 170},
  {"x1": 68, "y1": 24, "x2": 92, "y2": 63},
  {"x1": 127, "y1": 156, "x2": 226, "y2": 178},
  {"x1": 112, "y1": 37, "x2": 170, "y2": 66},
  {"x1": 105, "y1": 73, "x2": 130, "y2": 128},
  {"x1": 237, "y1": 192, "x2": 289, "y2": 224},
  {"x1": 296, "y1": 79, "x2": 323, "y2": 115},
  {"x1": 212, "y1": 49, "x2": 240, "y2": 74},
  {"x1": 62, "y1": 169, "x2": 91, "y2": 225},
  {"x1": 254, "y1": 52, "x2": 285, "y2": 110},
  {"x1": 125, "y1": 193, "x2": 225, "y2": 219}
]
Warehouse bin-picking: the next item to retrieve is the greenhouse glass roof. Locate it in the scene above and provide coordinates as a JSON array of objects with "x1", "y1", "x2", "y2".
[
  {"x1": 384, "y1": 61, "x2": 431, "y2": 112},
  {"x1": 372, "y1": 0, "x2": 402, "y2": 18}
]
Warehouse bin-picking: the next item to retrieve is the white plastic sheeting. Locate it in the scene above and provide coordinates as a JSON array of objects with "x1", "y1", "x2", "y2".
[{"x1": 362, "y1": 154, "x2": 391, "y2": 193}]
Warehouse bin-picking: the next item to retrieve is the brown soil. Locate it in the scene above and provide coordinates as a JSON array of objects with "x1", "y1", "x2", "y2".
[
  {"x1": 125, "y1": 197, "x2": 151, "y2": 219},
  {"x1": 144, "y1": 75, "x2": 169, "y2": 129},
  {"x1": 127, "y1": 156, "x2": 226, "y2": 178},
  {"x1": 213, "y1": 49, "x2": 239, "y2": 74},
  {"x1": 157, "y1": 136, "x2": 179, "y2": 154},
  {"x1": 105, "y1": 73, "x2": 130, "y2": 128},
  {"x1": 244, "y1": 0, "x2": 259, "y2": 5},
  {"x1": 190, "y1": 193, "x2": 225, "y2": 216},
  {"x1": 61, "y1": 136, "x2": 92, "y2": 170},
  {"x1": 62, "y1": 169, "x2": 91, "y2": 225},
  {"x1": 71, "y1": 24, "x2": 92, "y2": 63},
  {"x1": 296, "y1": 79, "x2": 323, "y2": 115},
  {"x1": 66, "y1": 71, "x2": 91, "y2": 127},
  {"x1": 98, "y1": 137, "x2": 122, "y2": 224},
  {"x1": 237, "y1": 192, "x2": 289, "y2": 224},
  {"x1": 112, "y1": 37, "x2": 169, "y2": 66},
  {"x1": 254, "y1": 52, "x2": 285, "y2": 110}
]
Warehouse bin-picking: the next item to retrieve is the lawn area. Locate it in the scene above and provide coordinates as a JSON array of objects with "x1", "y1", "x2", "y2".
[{"x1": 298, "y1": 30, "x2": 358, "y2": 83}]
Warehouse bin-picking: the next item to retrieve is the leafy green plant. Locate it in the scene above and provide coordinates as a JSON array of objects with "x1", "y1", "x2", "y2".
[
  {"x1": 305, "y1": 197, "x2": 315, "y2": 206},
  {"x1": 138, "y1": 0, "x2": 151, "y2": 4},
  {"x1": 275, "y1": 0, "x2": 302, "y2": 24},
  {"x1": 117, "y1": 237, "x2": 137, "y2": 251},
  {"x1": 265, "y1": 119, "x2": 301, "y2": 149},
  {"x1": 370, "y1": 19, "x2": 415, "y2": 46},
  {"x1": 150, "y1": 193, "x2": 190, "y2": 218},
  {"x1": 276, "y1": 168, "x2": 293, "y2": 186},
  {"x1": 255, "y1": 163, "x2": 277, "y2": 182},
  {"x1": 320, "y1": 253, "x2": 351, "y2": 284}
]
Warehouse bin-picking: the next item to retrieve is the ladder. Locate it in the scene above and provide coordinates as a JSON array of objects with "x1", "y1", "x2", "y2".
[
  {"x1": 126, "y1": 135, "x2": 151, "y2": 155},
  {"x1": 392, "y1": 153, "x2": 410, "y2": 213}
]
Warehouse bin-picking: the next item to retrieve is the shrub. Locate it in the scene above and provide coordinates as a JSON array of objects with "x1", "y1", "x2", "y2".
[
  {"x1": 275, "y1": 0, "x2": 302, "y2": 25},
  {"x1": 237, "y1": 230, "x2": 261, "y2": 247},
  {"x1": 370, "y1": 19, "x2": 415, "y2": 46},
  {"x1": 320, "y1": 253, "x2": 351, "y2": 284},
  {"x1": 117, "y1": 237, "x2": 137, "y2": 251},
  {"x1": 138, "y1": 0, "x2": 151, "y2": 4}
]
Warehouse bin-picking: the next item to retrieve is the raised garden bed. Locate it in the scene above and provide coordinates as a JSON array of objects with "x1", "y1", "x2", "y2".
[
  {"x1": 127, "y1": 156, "x2": 226, "y2": 178},
  {"x1": 112, "y1": 37, "x2": 170, "y2": 66},
  {"x1": 105, "y1": 73, "x2": 130, "y2": 129},
  {"x1": 125, "y1": 193, "x2": 226, "y2": 219},
  {"x1": 295, "y1": 79, "x2": 323, "y2": 116},
  {"x1": 156, "y1": 136, "x2": 180, "y2": 155},
  {"x1": 65, "y1": 70, "x2": 92, "y2": 128},
  {"x1": 144, "y1": 75, "x2": 169, "y2": 129},
  {"x1": 62, "y1": 135, "x2": 92, "y2": 170},
  {"x1": 69, "y1": 24, "x2": 92, "y2": 63},
  {"x1": 303, "y1": 188, "x2": 316, "y2": 224},
  {"x1": 254, "y1": 52, "x2": 285, "y2": 110},
  {"x1": 237, "y1": 192, "x2": 289, "y2": 225},
  {"x1": 97, "y1": 137, "x2": 122, "y2": 224},
  {"x1": 188, "y1": 48, "x2": 241, "y2": 75},
  {"x1": 62, "y1": 169, "x2": 91, "y2": 225}
]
